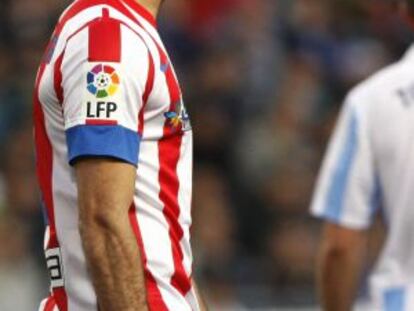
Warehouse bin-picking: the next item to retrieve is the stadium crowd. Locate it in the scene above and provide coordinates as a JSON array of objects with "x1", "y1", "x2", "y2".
[{"x1": 0, "y1": 0, "x2": 412, "y2": 309}]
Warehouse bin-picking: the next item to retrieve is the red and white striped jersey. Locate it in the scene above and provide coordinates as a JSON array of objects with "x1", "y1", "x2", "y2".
[{"x1": 33, "y1": 1, "x2": 198, "y2": 310}]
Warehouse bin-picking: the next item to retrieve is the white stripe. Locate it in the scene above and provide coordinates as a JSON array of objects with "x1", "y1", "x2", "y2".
[
  {"x1": 38, "y1": 298, "x2": 48, "y2": 311},
  {"x1": 310, "y1": 103, "x2": 351, "y2": 218},
  {"x1": 60, "y1": 27, "x2": 88, "y2": 125},
  {"x1": 186, "y1": 286, "x2": 202, "y2": 311},
  {"x1": 38, "y1": 64, "x2": 60, "y2": 118},
  {"x1": 177, "y1": 132, "x2": 194, "y2": 278},
  {"x1": 44, "y1": 225, "x2": 51, "y2": 251},
  {"x1": 54, "y1": 6, "x2": 105, "y2": 63},
  {"x1": 51, "y1": 161, "x2": 97, "y2": 310},
  {"x1": 45, "y1": 111, "x2": 96, "y2": 310},
  {"x1": 134, "y1": 140, "x2": 177, "y2": 308},
  {"x1": 108, "y1": 5, "x2": 156, "y2": 44},
  {"x1": 120, "y1": 24, "x2": 147, "y2": 130},
  {"x1": 151, "y1": 275, "x2": 192, "y2": 311}
]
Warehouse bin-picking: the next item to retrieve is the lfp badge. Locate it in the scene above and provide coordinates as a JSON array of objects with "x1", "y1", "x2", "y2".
[
  {"x1": 85, "y1": 64, "x2": 121, "y2": 121},
  {"x1": 87, "y1": 64, "x2": 120, "y2": 99}
]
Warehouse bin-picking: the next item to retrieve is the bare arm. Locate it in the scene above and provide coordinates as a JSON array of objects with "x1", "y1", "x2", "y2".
[
  {"x1": 317, "y1": 223, "x2": 368, "y2": 311},
  {"x1": 76, "y1": 158, "x2": 148, "y2": 311}
]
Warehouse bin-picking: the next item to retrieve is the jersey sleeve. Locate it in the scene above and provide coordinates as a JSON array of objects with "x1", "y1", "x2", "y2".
[
  {"x1": 60, "y1": 15, "x2": 150, "y2": 166},
  {"x1": 310, "y1": 91, "x2": 381, "y2": 230}
]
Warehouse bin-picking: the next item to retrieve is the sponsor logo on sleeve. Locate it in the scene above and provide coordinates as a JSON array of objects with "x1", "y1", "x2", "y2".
[{"x1": 164, "y1": 99, "x2": 191, "y2": 132}]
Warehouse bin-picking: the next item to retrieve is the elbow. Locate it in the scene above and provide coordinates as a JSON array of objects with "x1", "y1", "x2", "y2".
[
  {"x1": 79, "y1": 208, "x2": 126, "y2": 259},
  {"x1": 78, "y1": 201, "x2": 132, "y2": 264},
  {"x1": 318, "y1": 224, "x2": 367, "y2": 263},
  {"x1": 319, "y1": 234, "x2": 358, "y2": 263},
  {"x1": 320, "y1": 241, "x2": 353, "y2": 261},
  {"x1": 79, "y1": 205, "x2": 123, "y2": 241},
  {"x1": 317, "y1": 241, "x2": 353, "y2": 276}
]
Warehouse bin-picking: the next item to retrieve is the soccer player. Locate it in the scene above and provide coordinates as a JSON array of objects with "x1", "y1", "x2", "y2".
[
  {"x1": 310, "y1": 1, "x2": 414, "y2": 310},
  {"x1": 33, "y1": 0, "x2": 204, "y2": 310}
]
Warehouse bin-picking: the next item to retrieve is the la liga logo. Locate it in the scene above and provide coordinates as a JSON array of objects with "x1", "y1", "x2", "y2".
[{"x1": 87, "y1": 64, "x2": 120, "y2": 98}]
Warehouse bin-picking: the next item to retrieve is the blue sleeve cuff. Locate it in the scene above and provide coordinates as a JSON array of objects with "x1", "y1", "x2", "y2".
[{"x1": 66, "y1": 125, "x2": 140, "y2": 166}]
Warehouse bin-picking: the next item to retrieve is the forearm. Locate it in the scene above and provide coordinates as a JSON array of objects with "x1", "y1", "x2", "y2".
[
  {"x1": 76, "y1": 159, "x2": 148, "y2": 310},
  {"x1": 80, "y1": 214, "x2": 148, "y2": 311},
  {"x1": 318, "y1": 251, "x2": 363, "y2": 311}
]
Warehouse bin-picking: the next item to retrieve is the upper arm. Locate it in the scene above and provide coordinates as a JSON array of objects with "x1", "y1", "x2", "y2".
[
  {"x1": 59, "y1": 14, "x2": 150, "y2": 220},
  {"x1": 310, "y1": 91, "x2": 380, "y2": 230},
  {"x1": 320, "y1": 223, "x2": 368, "y2": 255},
  {"x1": 61, "y1": 14, "x2": 150, "y2": 167},
  {"x1": 76, "y1": 159, "x2": 136, "y2": 223}
]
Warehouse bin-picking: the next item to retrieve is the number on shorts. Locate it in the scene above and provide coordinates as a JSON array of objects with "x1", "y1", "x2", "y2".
[{"x1": 45, "y1": 248, "x2": 65, "y2": 288}]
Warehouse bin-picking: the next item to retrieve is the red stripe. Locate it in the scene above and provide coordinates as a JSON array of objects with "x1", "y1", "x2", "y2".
[
  {"x1": 53, "y1": 51, "x2": 65, "y2": 105},
  {"x1": 130, "y1": 5, "x2": 193, "y2": 295},
  {"x1": 88, "y1": 8, "x2": 121, "y2": 62},
  {"x1": 129, "y1": 204, "x2": 169, "y2": 311},
  {"x1": 57, "y1": 0, "x2": 153, "y2": 50},
  {"x1": 44, "y1": 296, "x2": 56, "y2": 311},
  {"x1": 34, "y1": 60, "x2": 68, "y2": 310},
  {"x1": 35, "y1": 1, "x2": 83, "y2": 303},
  {"x1": 157, "y1": 44, "x2": 192, "y2": 296},
  {"x1": 56, "y1": 0, "x2": 142, "y2": 36},
  {"x1": 163, "y1": 60, "x2": 181, "y2": 108},
  {"x1": 34, "y1": 65, "x2": 56, "y2": 246},
  {"x1": 86, "y1": 119, "x2": 118, "y2": 125},
  {"x1": 158, "y1": 134, "x2": 191, "y2": 296},
  {"x1": 120, "y1": 5, "x2": 192, "y2": 292},
  {"x1": 138, "y1": 51, "x2": 155, "y2": 135}
]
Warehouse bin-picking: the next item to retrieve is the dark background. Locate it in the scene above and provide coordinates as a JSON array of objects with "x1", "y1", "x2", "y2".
[{"x1": 0, "y1": 0, "x2": 411, "y2": 309}]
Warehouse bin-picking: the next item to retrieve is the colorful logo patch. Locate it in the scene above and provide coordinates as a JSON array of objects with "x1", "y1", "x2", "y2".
[
  {"x1": 87, "y1": 64, "x2": 120, "y2": 98},
  {"x1": 164, "y1": 99, "x2": 191, "y2": 132},
  {"x1": 164, "y1": 111, "x2": 182, "y2": 128}
]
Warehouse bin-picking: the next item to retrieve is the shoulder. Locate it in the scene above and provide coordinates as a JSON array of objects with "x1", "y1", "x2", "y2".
[
  {"x1": 57, "y1": 1, "x2": 149, "y2": 50},
  {"x1": 345, "y1": 55, "x2": 412, "y2": 112},
  {"x1": 62, "y1": 9, "x2": 149, "y2": 65}
]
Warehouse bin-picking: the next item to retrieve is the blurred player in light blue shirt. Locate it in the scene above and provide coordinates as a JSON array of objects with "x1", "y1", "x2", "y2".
[{"x1": 311, "y1": 1, "x2": 414, "y2": 310}]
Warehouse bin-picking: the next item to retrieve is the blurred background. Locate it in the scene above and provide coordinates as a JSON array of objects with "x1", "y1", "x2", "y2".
[{"x1": 0, "y1": 0, "x2": 413, "y2": 310}]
